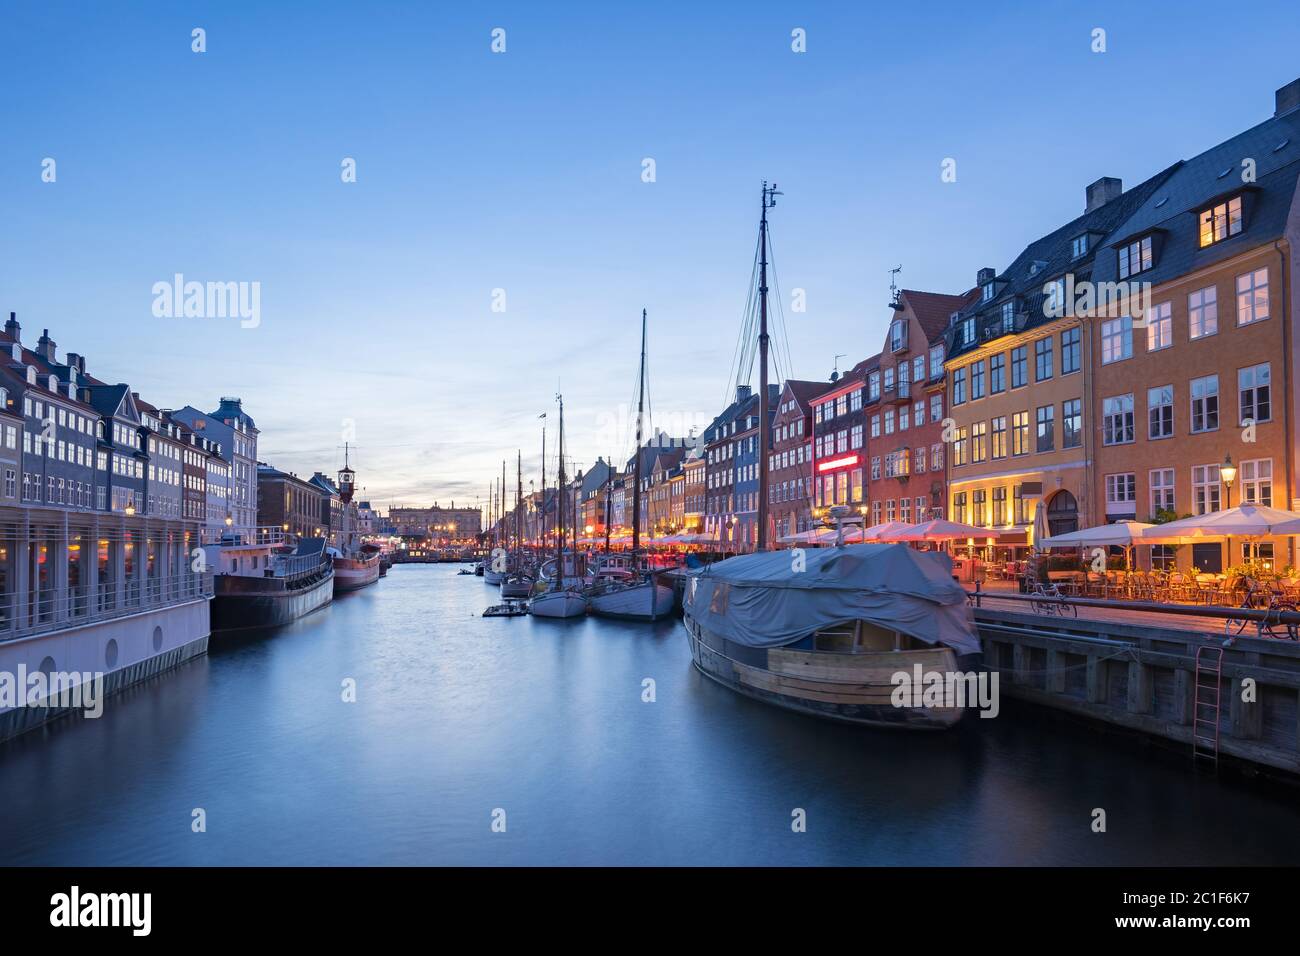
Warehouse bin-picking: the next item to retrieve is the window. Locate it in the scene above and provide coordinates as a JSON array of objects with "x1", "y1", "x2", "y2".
[
  {"x1": 961, "y1": 317, "x2": 976, "y2": 347},
  {"x1": 899, "y1": 405, "x2": 910, "y2": 430},
  {"x1": 1236, "y1": 268, "x2": 1269, "y2": 325},
  {"x1": 1001, "y1": 300, "x2": 1015, "y2": 330},
  {"x1": 1034, "y1": 338, "x2": 1053, "y2": 381},
  {"x1": 929, "y1": 345, "x2": 944, "y2": 380},
  {"x1": 1062, "y1": 400, "x2": 1082, "y2": 449},
  {"x1": 1188, "y1": 286, "x2": 1217, "y2": 339},
  {"x1": 1035, "y1": 405, "x2": 1054, "y2": 453},
  {"x1": 868, "y1": 372, "x2": 881, "y2": 400},
  {"x1": 1061, "y1": 327, "x2": 1080, "y2": 374},
  {"x1": 952, "y1": 492, "x2": 967, "y2": 524},
  {"x1": 1011, "y1": 411, "x2": 1029, "y2": 456},
  {"x1": 992, "y1": 486, "x2": 1007, "y2": 525},
  {"x1": 1148, "y1": 385, "x2": 1173, "y2": 439},
  {"x1": 1198, "y1": 195, "x2": 1242, "y2": 248},
  {"x1": 952, "y1": 367, "x2": 966, "y2": 405},
  {"x1": 914, "y1": 446, "x2": 926, "y2": 473},
  {"x1": 850, "y1": 389, "x2": 863, "y2": 412},
  {"x1": 1118, "y1": 235, "x2": 1153, "y2": 278},
  {"x1": 1105, "y1": 474, "x2": 1137, "y2": 515},
  {"x1": 982, "y1": 283, "x2": 995, "y2": 302},
  {"x1": 900, "y1": 497, "x2": 911, "y2": 522},
  {"x1": 1146, "y1": 301, "x2": 1172, "y2": 351},
  {"x1": 1240, "y1": 459, "x2": 1272, "y2": 507},
  {"x1": 870, "y1": 415, "x2": 880, "y2": 438},
  {"x1": 1238, "y1": 363, "x2": 1271, "y2": 425},
  {"x1": 1190, "y1": 375, "x2": 1219, "y2": 433},
  {"x1": 1101, "y1": 316, "x2": 1132, "y2": 364},
  {"x1": 971, "y1": 489, "x2": 987, "y2": 526},
  {"x1": 952, "y1": 427, "x2": 968, "y2": 466},
  {"x1": 1071, "y1": 234, "x2": 1089, "y2": 258},
  {"x1": 1192, "y1": 464, "x2": 1221, "y2": 515},
  {"x1": 971, "y1": 421, "x2": 987, "y2": 463},
  {"x1": 929, "y1": 394, "x2": 942, "y2": 423},
  {"x1": 930, "y1": 443, "x2": 943, "y2": 471},
  {"x1": 991, "y1": 416, "x2": 1007, "y2": 459},
  {"x1": 989, "y1": 353, "x2": 1005, "y2": 393},
  {"x1": 913, "y1": 356, "x2": 924, "y2": 385},
  {"x1": 1013, "y1": 485, "x2": 1028, "y2": 525},
  {"x1": 884, "y1": 410, "x2": 895, "y2": 434},
  {"x1": 1010, "y1": 347, "x2": 1027, "y2": 388},
  {"x1": 970, "y1": 360, "x2": 985, "y2": 400},
  {"x1": 870, "y1": 456, "x2": 881, "y2": 480},
  {"x1": 890, "y1": 320, "x2": 906, "y2": 351},
  {"x1": 1150, "y1": 469, "x2": 1175, "y2": 515},
  {"x1": 850, "y1": 424, "x2": 863, "y2": 449},
  {"x1": 913, "y1": 400, "x2": 925, "y2": 426},
  {"x1": 1102, "y1": 394, "x2": 1135, "y2": 445}
]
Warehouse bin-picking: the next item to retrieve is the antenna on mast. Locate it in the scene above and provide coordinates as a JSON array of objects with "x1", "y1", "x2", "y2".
[{"x1": 888, "y1": 264, "x2": 903, "y2": 308}]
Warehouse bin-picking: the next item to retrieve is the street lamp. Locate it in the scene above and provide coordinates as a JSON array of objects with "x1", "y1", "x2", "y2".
[{"x1": 1220, "y1": 454, "x2": 1237, "y2": 507}]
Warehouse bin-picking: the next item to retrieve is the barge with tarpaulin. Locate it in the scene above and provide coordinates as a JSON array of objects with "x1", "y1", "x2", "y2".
[
  {"x1": 209, "y1": 535, "x2": 334, "y2": 632},
  {"x1": 683, "y1": 543, "x2": 983, "y2": 729}
]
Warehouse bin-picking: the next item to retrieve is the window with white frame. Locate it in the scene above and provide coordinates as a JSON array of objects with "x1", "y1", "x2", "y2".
[
  {"x1": 1149, "y1": 468, "x2": 1175, "y2": 515},
  {"x1": 1102, "y1": 394, "x2": 1134, "y2": 445},
  {"x1": 1118, "y1": 236, "x2": 1153, "y2": 279},
  {"x1": 1238, "y1": 362, "x2": 1271, "y2": 424},
  {"x1": 1148, "y1": 385, "x2": 1173, "y2": 439},
  {"x1": 1190, "y1": 375, "x2": 1219, "y2": 433},
  {"x1": 1236, "y1": 268, "x2": 1269, "y2": 325},
  {"x1": 1188, "y1": 285, "x2": 1217, "y2": 339},
  {"x1": 1240, "y1": 458, "x2": 1272, "y2": 506},
  {"x1": 1105, "y1": 473, "x2": 1136, "y2": 515},
  {"x1": 1192, "y1": 464, "x2": 1221, "y2": 515},
  {"x1": 1146, "y1": 301, "x2": 1172, "y2": 351},
  {"x1": 1101, "y1": 316, "x2": 1133, "y2": 364},
  {"x1": 929, "y1": 345, "x2": 943, "y2": 380},
  {"x1": 1198, "y1": 195, "x2": 1242, "y2": 248}
]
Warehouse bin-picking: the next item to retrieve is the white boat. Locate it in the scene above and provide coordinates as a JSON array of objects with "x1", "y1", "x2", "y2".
[
  {"x1": 530, "y1": 586, "x2": 588, "y2": 618},
  {"x1": 588, "y1": 578, "x2": 675, "y2": 621},
  {"x1": 501, "y1": 573, "x2": 534, "y2": 599}
]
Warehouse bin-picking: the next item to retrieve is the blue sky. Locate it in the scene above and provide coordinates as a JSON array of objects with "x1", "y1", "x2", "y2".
[{"x1": 2, "y1": 1, "x2": 1298, "y2": 511}]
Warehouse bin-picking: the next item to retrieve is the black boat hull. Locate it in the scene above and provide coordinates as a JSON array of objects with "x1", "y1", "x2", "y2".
[{"x1": 211, "y1": 571, "x2": 334, "y2": 633}]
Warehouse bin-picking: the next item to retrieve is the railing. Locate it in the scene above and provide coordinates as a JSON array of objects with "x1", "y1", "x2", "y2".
[
  {"x1": 198, "y1": 526, "x2": 290, "y2": 546},
  {"x1": 966, "y1": 584, "x2": 1300, "y2": 640},
  {"x1": 0, "y1": 570, "x2": 214, "y2": 643}
]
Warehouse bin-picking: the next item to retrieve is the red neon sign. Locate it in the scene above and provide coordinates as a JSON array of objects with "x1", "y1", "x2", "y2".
[{"x1": 816, "y1": 454, "x2": 860, "y2": 473}]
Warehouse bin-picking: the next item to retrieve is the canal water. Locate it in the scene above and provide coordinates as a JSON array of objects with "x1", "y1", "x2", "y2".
[{"x1": 2, "y1": 564, "x2": 1298, "y2": 865}]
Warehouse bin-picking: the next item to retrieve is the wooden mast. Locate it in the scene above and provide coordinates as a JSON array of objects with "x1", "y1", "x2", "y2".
[
  {"x1": 757, "y1": 181, "x2": 780, "y2": 551},
  {"x1": 556, "y1": 394, "x2": 566, "y2": 588},
  {"x1": 632, "y1": 308, "x2": 647, "y2": 554}
]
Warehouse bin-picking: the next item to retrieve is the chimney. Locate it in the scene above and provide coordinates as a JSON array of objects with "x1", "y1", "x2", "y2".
[
  {"x1": 36, "y1": 328, "x2": 57, "y2": 362},
  {"x1": 1085, "y1": 176, "x2": 1123, "y2": 213},
  {"x1": 1277, "y1": 77, "x2": 1300, "y2": 117},
  {"x1": 66, "y1": 351, "x2": 85, "y2": 375},
  {"x1": 735, "y1": 384, "x2": 752, "y2": 403},
  {"x1": 976, "y1": 267, "x2": 997, "y2": 286},
  {"x1": 3, "y1": 312, "x2": 18, "y2": 343}
]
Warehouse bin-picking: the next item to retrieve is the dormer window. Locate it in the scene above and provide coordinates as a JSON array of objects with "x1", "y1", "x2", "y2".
[
  {"x1": 1001, "y1": 299, "x2": 1016, "y2": 330},
  {"x1": 961, "y1": 316, "x2": 976, "y2": 346},
  {"x1": 26, "y1": 366, "x2": 36, "y2": 385},
  {"x1": 981, "y1": 283, "x2": 995, "y2": 302},
  {"x1": 48, "y1": 375, "x2": 58, "y2": 393},
  {"x1": 1071, "y1": 234, "x2": 1089, "y2": 258},
  {"x1": 1118, "y1": 236, "x2": 1153, "y2": 279},
  {"x1": 1198, "y1": 195, "x2": 1243, "y2": 248}
]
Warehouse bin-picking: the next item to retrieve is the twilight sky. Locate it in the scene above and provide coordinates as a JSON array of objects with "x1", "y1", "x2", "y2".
[{"x1": 2, "y1": 1, "x2": 1297, "y2": 513}]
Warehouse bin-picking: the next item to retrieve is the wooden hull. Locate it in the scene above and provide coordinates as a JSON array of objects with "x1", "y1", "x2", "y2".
[
  {"x1": 683, "y1": 611, "x2": 964, "y2": 729},
  {"x1": 211, "y1": 570, "x2": 334, "y2": 633},
  {"x1": 589, "y1": 582, "x2": 675, "y2": 621}
]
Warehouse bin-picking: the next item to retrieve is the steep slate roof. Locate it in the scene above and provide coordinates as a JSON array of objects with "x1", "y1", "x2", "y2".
[
  {"x1": 83, "y1": 383, "x2": 140, "y2": 423},
  {"x1": 782, "y1": 378, "x2": 834, "y2": 410},
  {"x1": 1093, "y1": 105, "x2": 1300, "y2": 287},
  {"x1": 947, "y1": 164, "x2": 1181, "y2": 359}
]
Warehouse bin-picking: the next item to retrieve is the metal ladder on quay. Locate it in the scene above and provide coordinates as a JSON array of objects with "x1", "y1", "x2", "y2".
[{"x1": 1192, "y1": 644, "x2": 1224, "y2": 767}]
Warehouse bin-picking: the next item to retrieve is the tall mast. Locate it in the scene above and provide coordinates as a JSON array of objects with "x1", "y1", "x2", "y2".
[
  {"x1": 632, "y1": 308, "x2": 647, "y2": 553},
  {"x1": 540, "y1": 418, "x2": 546, "y2": 549},
  {"x1": 604, "y1": 460, "x2": 612, "y2": 554},
  {"x1": 556, "y1": 394, "x2": 566, "y2": 587},
  {"x1": 757, "y1": 181, "x2": 780, "y2": 551},
  {"x1": 516, "y1": 450, "x2": 523, "y2": 556},
  {"x1": 501, "y1": 460, "x2": 507, "y2": 551}
]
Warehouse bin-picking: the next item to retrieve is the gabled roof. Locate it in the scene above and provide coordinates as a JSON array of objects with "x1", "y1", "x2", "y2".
[
  {"x1": 899, "y1": 288, "x2": 980, "y2": 342},
  {"x1": 83, "y1": 383, "x2": 141, "y2": 423},
  {"x1": 781, "y1": 378, "x2": 834, "y2": 410}
]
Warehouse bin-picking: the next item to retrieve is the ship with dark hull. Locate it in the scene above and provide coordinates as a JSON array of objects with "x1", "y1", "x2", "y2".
[{"x1": 210, "y1": 536, "x2": 335, "y2": 633}]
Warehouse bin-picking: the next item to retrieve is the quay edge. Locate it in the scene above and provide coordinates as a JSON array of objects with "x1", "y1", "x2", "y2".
[
  {"x1": 0, "y1": 599, "x2": 210, "y2": 744},
  {"x1": 975, "y1": 607, "x2": 1300, "y2": 777}
]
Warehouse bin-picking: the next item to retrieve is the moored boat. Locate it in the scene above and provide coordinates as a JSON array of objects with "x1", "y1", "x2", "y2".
[
  {"x1": 332, "y1": 547, "x2": 381, "y2": 593},
  {"x1": 682, "y1": 543, "x2": 982, "y2": 729},
  {"x1": 530, "y1": 586, "x2": 588, "y2": 618},
  {"x1": 210, "y1": 536, "x2": 335, "y2": 632},
  {"x1": 588, "y1": 577, "x2": 675, "y2": 621},
  {"x1": 527, "y1": 393, "x2": 588, "y2": 619}
]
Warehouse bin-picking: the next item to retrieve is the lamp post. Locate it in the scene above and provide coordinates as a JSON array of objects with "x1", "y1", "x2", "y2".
[{"x1": 1221, "y1": 453, "x2": 1238, "y2": 566}]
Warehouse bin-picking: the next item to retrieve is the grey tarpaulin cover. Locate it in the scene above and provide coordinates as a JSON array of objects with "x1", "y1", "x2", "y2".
[{"x1": 685, "y1": 543, "x2": 981, "y2": 655}]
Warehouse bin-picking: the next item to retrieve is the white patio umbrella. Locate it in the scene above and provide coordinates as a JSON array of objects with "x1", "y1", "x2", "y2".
[
  {"x1": 1040, "y1": 521, "x2": 1155, "y2": 548},
  {"x1": 1146, "y1": 503, "x2": 1300, "y2": 539},
  {"x1": 859, "y1": 520, "x2": 916, "y2": 541},
  {"x1": 894, "y1": 518, "x2": 1003, "y2": 542}
]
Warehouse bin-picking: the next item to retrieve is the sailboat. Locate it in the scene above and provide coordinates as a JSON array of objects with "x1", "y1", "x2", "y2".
[
  {"x1": 530, "y1": 394, "x2": 588, "y2": 618},
  {"x1": 502, "y1": 451, "x2": 535, "y2": 599},
  {"x1": 484, "y1": 469, "x2": 506, "y2": 585},
  {"x1": 587, "y1": 309, "x2": 675, "y2": 622},
  {"x1": 681, "y1": 183, "x2": 983, "y2": 728}
]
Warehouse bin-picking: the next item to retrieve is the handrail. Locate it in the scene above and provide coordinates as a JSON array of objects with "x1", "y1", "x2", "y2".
[{"x1": 968, "y1": 586, "x2": 1300, "y2": 626}]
